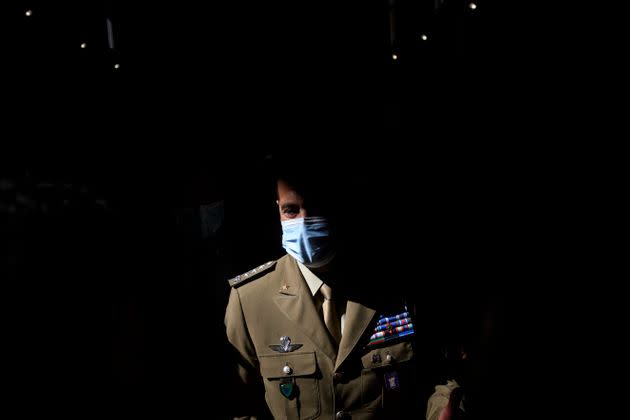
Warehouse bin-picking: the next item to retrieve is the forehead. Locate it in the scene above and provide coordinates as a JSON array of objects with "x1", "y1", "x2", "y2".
[
  {"x1": 276, "y1": 177, "x2": 335, "y2": 217},
  {"x1": 277, "y1": 180, "x2": 304, "y2": 202},
  {"x1": 276, "y1": 175, "x2": 331, "y2": 195}
]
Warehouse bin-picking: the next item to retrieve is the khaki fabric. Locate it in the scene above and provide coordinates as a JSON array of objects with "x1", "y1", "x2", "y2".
[
  {"x1": 426, "y1": 380, "x2": 465, "y2": 420},
  {"x1": 225, "y1": 255, "x2": 419, "y2": 419}
]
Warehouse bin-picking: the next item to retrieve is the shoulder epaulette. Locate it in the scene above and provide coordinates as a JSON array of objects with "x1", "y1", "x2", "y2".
[{"x1": 228, "y1": 260, "x2": 277, "y2": 288}]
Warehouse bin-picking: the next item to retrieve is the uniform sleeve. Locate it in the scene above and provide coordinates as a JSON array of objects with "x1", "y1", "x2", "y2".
[
  {"x1": 224, "y1": 287, "x2": 271, "y2": 420},
  {"x1": 426, "y1": 380, "x2": 464, "y2": 420}
]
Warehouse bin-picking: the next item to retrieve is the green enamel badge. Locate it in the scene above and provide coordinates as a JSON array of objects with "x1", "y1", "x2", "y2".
[{"x1": 279, "y1": 381, "x2": 295, "y2": 399}]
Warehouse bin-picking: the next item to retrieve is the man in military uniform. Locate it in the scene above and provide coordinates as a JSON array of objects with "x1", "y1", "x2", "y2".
[{"x1": 223, "y1": 159, "x2": 423, "y2": 419}]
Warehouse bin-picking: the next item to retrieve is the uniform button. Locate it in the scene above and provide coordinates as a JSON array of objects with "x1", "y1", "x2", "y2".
[
  {"x1": 386, "y1": 354, "x2": 393, "y2": 363},
  {"x1": 333, "y1": 372, "x2": 344, "y2": 383},
  {"x1": 336, "y1": 410, "x2": 348, "y2": 419},
  {"x1": 283, "y1": 365, "x2": 292, "y2": 375}
]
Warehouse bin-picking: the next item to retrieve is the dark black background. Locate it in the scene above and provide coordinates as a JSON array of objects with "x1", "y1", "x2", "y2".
[{"x1": 3, "y1": 1, "x2": 607, "y2": 418}]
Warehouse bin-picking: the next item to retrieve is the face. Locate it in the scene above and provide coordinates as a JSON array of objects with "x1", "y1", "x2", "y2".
[
  {"x1": 277, "y1": 178, "x2": 338, "y2": 270},
  {"x1": 277, "y1": 179, "x2": 307, "y2": 221},
  {"x1": 276, "y1": 178, "x2": 334, "y2": 221}
]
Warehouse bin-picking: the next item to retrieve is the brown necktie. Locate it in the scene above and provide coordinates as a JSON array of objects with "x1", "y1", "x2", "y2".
[{"x1": 320, "y1": 283, "x2": 342, "y2": 345}]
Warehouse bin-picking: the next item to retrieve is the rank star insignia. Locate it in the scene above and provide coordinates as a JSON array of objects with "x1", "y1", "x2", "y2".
[{"x1": 269, "y1": 336, "x2": 303, "y2": 353}]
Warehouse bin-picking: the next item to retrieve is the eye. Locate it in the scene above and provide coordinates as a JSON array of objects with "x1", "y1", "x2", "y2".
[{"x1": 282, "y1": 204, "x2": 300, "y2": 217}]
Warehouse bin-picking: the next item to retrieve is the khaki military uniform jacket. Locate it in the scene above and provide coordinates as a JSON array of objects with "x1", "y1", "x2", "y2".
[{"x1": 224, "y1": 255, "x2": 418, "y2": 420}]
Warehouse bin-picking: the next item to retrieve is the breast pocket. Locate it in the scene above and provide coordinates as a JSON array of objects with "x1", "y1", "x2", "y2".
[
  {"x1": 360, "y1": 341, "x2": 414, "y2": 409},
  {"x1": 258, "y1": 352, "x2": 320, "y2": 420}
]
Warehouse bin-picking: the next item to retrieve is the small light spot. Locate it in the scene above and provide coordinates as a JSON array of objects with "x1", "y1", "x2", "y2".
[
  {"x1": 392, "y1": 54, "x2": 398, "y2": 60},
  {"x1": 113, "y1": 63, "x2": 120, "y2": 69},
  {"x1": 421, "y1": 34, "x2": 428, "y2": 41},
  {"x1": 469, "y1": 3, "x2": 477, "y2": 10},
  {"x1": 25, "y1": 10, "x2": 33, "y2": 17},
  {"x1": 80, "y1": 42, "x2": 87, "y2": 49}
]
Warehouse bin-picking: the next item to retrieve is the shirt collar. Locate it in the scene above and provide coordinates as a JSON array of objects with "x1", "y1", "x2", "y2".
[{"x1": 297, "y1": 262, "x2": 324, "y2": 296}]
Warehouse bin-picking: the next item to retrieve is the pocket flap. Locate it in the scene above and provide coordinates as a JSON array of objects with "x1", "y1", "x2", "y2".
[
  {"x1": 259, "y1": 352, "x2": 317, "y2": 379},
  {"x1": 361, "y1": 341, "x2": 414, "y2": 369}
]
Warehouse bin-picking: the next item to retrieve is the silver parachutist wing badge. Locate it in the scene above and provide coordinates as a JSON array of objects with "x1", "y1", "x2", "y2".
[{"x1": 269, "y1": 336, "x2": 303, "y2": 353}]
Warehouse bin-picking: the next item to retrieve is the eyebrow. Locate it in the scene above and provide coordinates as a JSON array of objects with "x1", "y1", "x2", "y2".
[{"x1": 281, "y1": 203, "x2": 300, "y2": 211}]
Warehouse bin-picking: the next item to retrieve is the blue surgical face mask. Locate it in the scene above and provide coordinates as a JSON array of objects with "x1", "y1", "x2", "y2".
[{"x1": 281, "y1": 217, "x2": 335, "y2": 268}]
